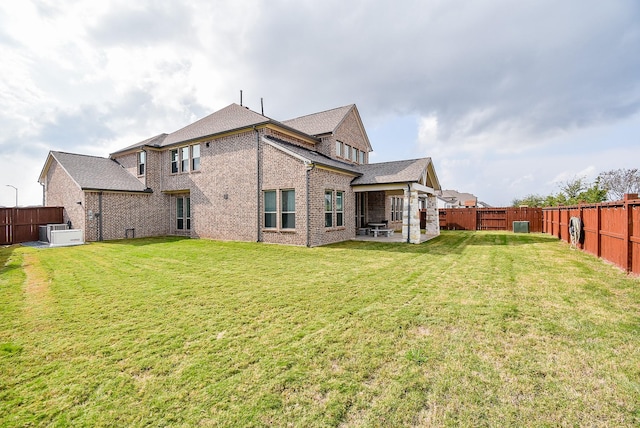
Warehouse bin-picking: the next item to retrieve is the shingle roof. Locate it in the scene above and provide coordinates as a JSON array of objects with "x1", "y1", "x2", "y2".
[
  {"x1": 265, "y1": 136, "x2": 436, "y2": 188},
  {"x1": 161, "y1": 103, "x2": 270, "y2": 147},
  {"x1": 352, "y1": 158, "x2": 433, "y2": 186},
  {"x1": 282, "y1": 105, "x2": 354, "y2": 136},
  {"x1": 48, "y1": 151, "x2": 148, "y2": 192},
  {"x1": 112, "y1": 133, "x2": 168, "y2": 155},
  {"x1": 263, "y1": 136, "x2": 361, "y2": 175}
]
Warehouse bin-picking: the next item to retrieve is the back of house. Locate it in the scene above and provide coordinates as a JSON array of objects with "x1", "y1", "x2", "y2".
[{"x1": 39, "y1": 102, "x2": 441, "y2": 246}]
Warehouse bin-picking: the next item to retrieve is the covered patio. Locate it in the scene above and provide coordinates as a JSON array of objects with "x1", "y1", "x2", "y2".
[
  {"x1": 351, "y1": 157, "x2": 441, "y2": 244},
  {"x1": 352, "y1": 231, "x2": 439, "y2": 244}
]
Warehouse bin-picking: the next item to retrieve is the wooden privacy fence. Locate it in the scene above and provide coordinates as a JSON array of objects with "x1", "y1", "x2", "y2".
[
  {"x1": 543, "y1": 194, "x2": 640, "y2": 275},
  {"x1": 0, "y1": 207, "x2": 64, "y2": 245},
  {"x1": 437, "y1": 207, "x2": 543, "y2": 232}
]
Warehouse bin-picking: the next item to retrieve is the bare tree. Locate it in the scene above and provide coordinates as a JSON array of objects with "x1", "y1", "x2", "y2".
[{"x1": 597, "y1": 168, "x2": 640, "y2": 201}]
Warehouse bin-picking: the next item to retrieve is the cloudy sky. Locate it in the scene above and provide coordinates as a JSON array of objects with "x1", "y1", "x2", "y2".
[{"x1": 1, "y1": 0, "x2": 639, "y2": 207}]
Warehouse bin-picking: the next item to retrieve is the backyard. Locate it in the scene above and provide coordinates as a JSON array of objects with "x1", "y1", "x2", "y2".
[{"x1": 1, "y1": 231, "x2": 639, "y2": 426}]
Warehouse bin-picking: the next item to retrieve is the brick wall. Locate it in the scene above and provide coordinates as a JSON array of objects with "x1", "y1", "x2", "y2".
[
  {"x1": 189, "y1": 131, "x2": 259, "y2": 242},
  {"x1": 43, "y1": 160, "x2": 86, "y2": 237},
  {"x1": 83, "y1": 191, "x2": 168, "y2": 241},
  {"x1": 261, "y1": 138, "x2": 308, "y2": 246},
  {"x1": 330, "y1": 110, "x2": 370, "y2": 163},
  {"x1": 307, "y1": 167, "x2": 357, "y2": 247},
  {"x1": 367, "y1": 191, "x2": 387, "y2": 224}
]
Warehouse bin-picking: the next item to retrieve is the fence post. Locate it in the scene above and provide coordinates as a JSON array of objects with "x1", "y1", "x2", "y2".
[
  {"x1": 596, "y1": 204, "x2": 601, "y2": 258},
  {"x1": 624, "y1": 194, "x2": 637, "y2": 273}
]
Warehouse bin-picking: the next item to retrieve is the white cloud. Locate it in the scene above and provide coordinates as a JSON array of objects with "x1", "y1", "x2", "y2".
[{"x1": 1, "y1": 0, "x2": 640, "y2": 207}]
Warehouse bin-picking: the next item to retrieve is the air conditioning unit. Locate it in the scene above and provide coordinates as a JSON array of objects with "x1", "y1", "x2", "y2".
[{"x1": 39, "y1": 224, "x2": 68, "y2": 243}]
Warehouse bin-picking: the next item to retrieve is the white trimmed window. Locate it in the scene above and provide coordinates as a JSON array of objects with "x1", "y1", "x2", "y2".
[
  {"x1": 171, "y1": 149, "x2": 179, "y2": 173},
  {"x1": 359, "y1": 150, "x2": 365, "y2": 164},
  {"x1": 264, "y1": 191, "x2": 277, "y2": 228},
  {"x1": 176, "y1": 196, "x2": 191, "y2": 230},
  {"x1": 191, "y1": 144, "x2": 201, "y2": 171},
  {"x1": 391, "y1": 196, "x2": 404, "y2": 221},
  {"x1": 336, "y1": 191, "x2": 344, "y2": 227},
  {"x1": 281, "y1": 190, "x2": 295, "y2": 229},
  {"x1": 181, "y1": 147, "x2": 189, "y2": 172},
  {"x1": 137, "y1": 151, "x2": 146, "y2": 176},
  {"x1": 171, "y1": 144, "x2": 201, "y2": 174},
  {"x1": 336, "y1": 141, "x2": 343, "y2": 158},
  {"x1": 325, "y1": 190, "x2": 333, "y2": 227}
]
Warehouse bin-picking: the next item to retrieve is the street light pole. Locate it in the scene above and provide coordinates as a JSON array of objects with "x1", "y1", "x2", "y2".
[{"x1": 6, "y1": 185, "x2": 18, "y2": 207}]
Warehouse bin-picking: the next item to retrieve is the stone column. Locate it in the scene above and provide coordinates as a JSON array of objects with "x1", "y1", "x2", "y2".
[
  {"x1": 402, "y1": 187, "x2": 421, "y2": 244},
  {"x1": 424, "y1": 195, "x2": 440, "y2": 236}
]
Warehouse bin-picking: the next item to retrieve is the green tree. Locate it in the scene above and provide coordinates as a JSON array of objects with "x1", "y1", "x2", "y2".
[{"x1": 511, "y1": 176, "x2": 607, "y2": 207}]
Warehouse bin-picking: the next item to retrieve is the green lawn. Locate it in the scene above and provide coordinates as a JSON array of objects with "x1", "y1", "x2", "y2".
[{"x1": 1, "y1": 232, "x2": 639, "y2": 426}]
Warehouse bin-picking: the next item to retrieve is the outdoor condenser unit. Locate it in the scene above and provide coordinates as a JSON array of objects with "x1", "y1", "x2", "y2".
[
  {"x1": 513, "y1": 221, "x2": 530, "y2": 233},
  {"x1": 39, "y1": 224, "x2": 68, "y2": 243}
]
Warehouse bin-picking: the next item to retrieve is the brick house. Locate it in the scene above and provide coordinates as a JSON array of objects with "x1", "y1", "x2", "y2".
[{"x1": 38, "y1": 103, "x2": 441, "y2": 246}]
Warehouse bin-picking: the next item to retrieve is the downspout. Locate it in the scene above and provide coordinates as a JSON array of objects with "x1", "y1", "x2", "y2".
[
  {"x1": 407, "y1": 184, "x2": 411, "y2": 243},
  {"x1": 305, "y1": 162, "x2": 314, "y2": 247},
  {"x1": 254, "y1": 127, "x2": 262, "y2": 242},
  {"x1": 142, "y1": 148, "x2": 148, "y2": 189},
  {"x1": 98, "y1": 191, "x2": 103, "y2": 241}
]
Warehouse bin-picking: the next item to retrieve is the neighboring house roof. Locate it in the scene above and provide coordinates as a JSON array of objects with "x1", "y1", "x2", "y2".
[
  {"x1": 352, "y1": 158, "x2": 440, "y2": 190},
  {"x1": 39, "y1": 151, "x2": 148, "y2": 192},
  {"x1": 263, "y1": 136, "x2": 361, "y2": 176},
  {"x1": 437, "y1": 189, "x2": 478, "y2": 207}
]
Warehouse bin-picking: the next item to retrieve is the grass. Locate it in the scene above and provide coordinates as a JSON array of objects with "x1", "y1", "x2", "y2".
[{"x1": 1, "y1": 231, "x2": 639, "y2": 426}]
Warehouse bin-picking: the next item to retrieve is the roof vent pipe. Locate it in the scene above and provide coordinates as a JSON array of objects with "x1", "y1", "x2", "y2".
[
  {"x1": 240, "y1": 90, "x2": 243, "y2": 106},
  {"x1": 261, "y1": 98, "x2": 264, "y2": 116}
]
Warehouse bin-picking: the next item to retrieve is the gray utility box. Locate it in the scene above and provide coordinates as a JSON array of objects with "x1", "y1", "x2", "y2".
[{"x1": 513, "y1": 221, "x2": 530, "y2": 233}]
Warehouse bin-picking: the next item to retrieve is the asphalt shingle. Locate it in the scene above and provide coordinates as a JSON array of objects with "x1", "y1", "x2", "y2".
[
  {"x1": 282, "y1": 105, "x2": 354, "y2": 136},
  {"x1": 161, "y1": 104, "x2": 270, "y2": 147},
  {"x1": 50, "y1": 151, "x2": 148, "y2": 192},
  {"x1": 352, "y1": 158, "x2": 433, "y2": 185}
]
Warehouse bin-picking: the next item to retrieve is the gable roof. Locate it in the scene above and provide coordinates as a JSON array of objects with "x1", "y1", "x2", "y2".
[
  {"x1": 161, "y1": 103, "x2": 270, "y2": 147},
  {"x1": 39, "y1": 151, "x2": 148, "y2": 192},
  {"x1": 265, "y1": 136, "x2": 441, "y2": 191},
  {"x1": 112, "y1": 133, "x2": 169, "y2": 155},
  {"x1": 263, "y1": 136, "x2": 361, "y2": 175},
  {"x1": 282, "y1": 105, "x2": 355, "y2": 136},
  {"x1": 353, "y1": 158, "x2": 440, "y2": 190}
]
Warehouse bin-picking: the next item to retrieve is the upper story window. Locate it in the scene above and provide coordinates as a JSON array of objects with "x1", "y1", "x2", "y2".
[
  {"x1": 336, "y1": 141, "x2": 343, "y2": 158},
  {"x1": 344, "y1": 145, "x2": 352, "y2": 161},
  {"x1": 181, "y1": 147, "x2": 189, "y2": 172},
  {"x1": 191, "y1": 144, "x2": 201, "y2": 171},
  {"x1": 137, "y1": 151, "x2": 146, "y2": 176},
  {"x1": 171, "y1": 149, "x2": 179, "y2": 173},
  {"x1": 359, "y1": 150, "x2": 365, "y2": 164},
  {"x1": 171, "y1": 144, "x2": 201, "y2": 174}
]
